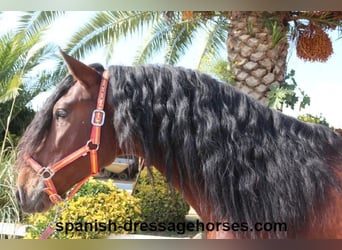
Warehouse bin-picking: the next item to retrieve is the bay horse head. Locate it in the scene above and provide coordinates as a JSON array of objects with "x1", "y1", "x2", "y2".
[{"x1": 15, "y1": 52, "x2": 118, "y2": 213}]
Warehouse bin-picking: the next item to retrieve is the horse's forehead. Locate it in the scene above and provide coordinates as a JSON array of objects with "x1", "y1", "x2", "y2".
[{"x1": 55, "y1": 81, "x2": 94, "y2": 107}]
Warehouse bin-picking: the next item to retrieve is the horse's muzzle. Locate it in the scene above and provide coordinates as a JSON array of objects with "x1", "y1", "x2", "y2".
[{"x1": 15, "y1": 185, "x2": 52, "y2": 213}]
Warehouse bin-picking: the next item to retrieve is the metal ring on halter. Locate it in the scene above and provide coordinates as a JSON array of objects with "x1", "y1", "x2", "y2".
[
  {"x1": 86, "y1": 140, "x2": 100, "y2": 151},
  {"x1": 91, "y1": 109, "x2": 106, "y2": 126},
  {"x1": 39, "y1": 167, "x2": 55, "y2": 180}
]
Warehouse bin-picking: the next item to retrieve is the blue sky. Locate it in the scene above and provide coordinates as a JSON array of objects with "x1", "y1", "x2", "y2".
[{"x1": 2, "y1": 11, "x2": 342, "y2": 127}]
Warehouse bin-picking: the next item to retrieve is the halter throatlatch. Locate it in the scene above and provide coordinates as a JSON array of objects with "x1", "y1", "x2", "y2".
[{"x1": 26, "y1": 70, "x2": 109, "y2": 204}]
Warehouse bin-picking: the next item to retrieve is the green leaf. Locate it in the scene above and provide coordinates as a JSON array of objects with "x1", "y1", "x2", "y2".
[
  {"x1": 64, "y1": 11, "x2": 228, "y2": 67},
  {"x1": 197, "y1": 16, "x2": 228, "y2": 69},
  {"x1": 268, "y1": 70, "x2": 310, "y2": 112},
  {"x1": 0, "y1": 73, "x2": 22, "y2": 103},
  {"x1": 299, "y1": 94, "x2": 311, "y2": 110}
]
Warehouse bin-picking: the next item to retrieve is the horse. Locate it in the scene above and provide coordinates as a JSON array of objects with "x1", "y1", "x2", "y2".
[{"x1": 15, "y1": 51, "x2": 342, "y2": 239}]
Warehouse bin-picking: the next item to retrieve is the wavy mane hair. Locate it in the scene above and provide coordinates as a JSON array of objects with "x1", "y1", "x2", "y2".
[{"x1": 108, "y1": 65, "x2": 342, "y2": 238}]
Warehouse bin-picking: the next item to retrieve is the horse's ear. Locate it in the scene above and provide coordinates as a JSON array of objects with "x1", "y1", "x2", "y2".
[{"x1": 59, "y1": 50, "x2": 102, "y2": 88}]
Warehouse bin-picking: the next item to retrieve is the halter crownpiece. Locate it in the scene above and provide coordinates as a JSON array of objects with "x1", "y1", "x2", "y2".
[{"x1": 26, "y1": 70, "x2": 109, "y2": 204}]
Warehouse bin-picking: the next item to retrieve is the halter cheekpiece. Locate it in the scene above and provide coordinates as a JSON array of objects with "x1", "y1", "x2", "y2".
[{"x1": 26, "y1": 70, "x2": 109, "y2": 204}]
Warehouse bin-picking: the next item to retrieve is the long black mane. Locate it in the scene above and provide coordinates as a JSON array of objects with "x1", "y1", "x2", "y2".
[{"x1": 108, "y1": 64, "x2": 342, "y2": 238}]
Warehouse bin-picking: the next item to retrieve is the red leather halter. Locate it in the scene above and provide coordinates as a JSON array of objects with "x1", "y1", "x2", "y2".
[{"x1": 26, "y1": 70, "x2": 109, "y2": 204}]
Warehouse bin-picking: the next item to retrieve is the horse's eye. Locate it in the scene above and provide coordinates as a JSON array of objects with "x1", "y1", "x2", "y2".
[{"x1": 55, "y1": 109, "x2": 68, "y2": 119}]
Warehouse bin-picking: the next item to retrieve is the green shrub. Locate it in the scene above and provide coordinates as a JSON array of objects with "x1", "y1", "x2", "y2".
[
  {"x1": 298, "y1": 113, "x2": 330, "y2": 127},
  {"x1": 0, "y1": 150, "x2": 21, "y2": 239},
  {"x1": 25, "y1": 178, "x2": 141, "y2": 239},
  {"x1": 132, "y1": 167, "x2": 189, "y2": 224}
]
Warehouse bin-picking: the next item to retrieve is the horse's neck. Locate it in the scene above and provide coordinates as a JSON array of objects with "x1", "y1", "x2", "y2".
[{"x1": 151, "y1": 161, "x2": 209, "y2": 220}]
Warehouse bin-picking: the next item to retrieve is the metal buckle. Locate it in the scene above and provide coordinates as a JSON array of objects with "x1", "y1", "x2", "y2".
[
  {"x1": 86, "y1": 140, "x2": 100, "y2": 151},
  {"x1": 39, "y1": 167, "x2": 55, "y2": 180},
  {"x1": 91, "y1": 109, "x2": 105, "y2": 126}
]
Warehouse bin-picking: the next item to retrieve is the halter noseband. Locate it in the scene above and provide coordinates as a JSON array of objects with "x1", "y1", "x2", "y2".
[{"x1": 26, "y1": 70, "x2": 109, "y2": 204}]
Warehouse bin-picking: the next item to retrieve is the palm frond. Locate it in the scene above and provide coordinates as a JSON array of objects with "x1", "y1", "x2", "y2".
[
  {"x1": 17, "y1": 11, "x2": 64, "y2": 42},
  {"x1": 0, "y1": 12, "x2": 61, "y2": 104},
  {"x1": 135, "y1": 12, "x2": 228, "y2": 66},
  {"x1": 23, "y1": 43, "x2": 59, "y2": 72},
  {"x1": 164, "y1": 20, "x2": 204, "y2": 65},
  {"x1": 65, "y1": 11, "x2": 160, "y2": 60},
  {"x1": 197, "y1": 17, "x2": 228, "y2": 69},
  {"x1": 134, "y1": 18, "x2": 173, "y2": 64},
  {"x1": 0, "y1": 73, "x2": 22, "y2": 103}
]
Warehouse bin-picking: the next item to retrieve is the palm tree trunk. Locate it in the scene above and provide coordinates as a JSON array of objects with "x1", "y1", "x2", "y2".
[{"x1": 227, "y1": 11, "x2": 289, "y2": 104}]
